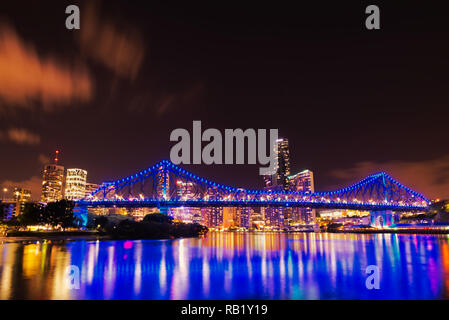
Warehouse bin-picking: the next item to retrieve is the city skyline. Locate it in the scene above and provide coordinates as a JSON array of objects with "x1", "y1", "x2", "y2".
[{"x1": 2, "y1": 1, "x2": 449, "y2": 304}]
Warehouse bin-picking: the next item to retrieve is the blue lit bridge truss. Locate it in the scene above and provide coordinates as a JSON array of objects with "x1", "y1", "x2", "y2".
[{"x1": 77, "y1": 160, "x2": 429, "y2": 212}]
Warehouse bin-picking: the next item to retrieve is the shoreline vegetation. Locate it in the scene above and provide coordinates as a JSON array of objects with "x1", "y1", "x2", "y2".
[
  {"x1": 2, "y1": 200, "x2": 449, "y2": 240},
  {"x1": 3, "y1": 214, "x2": 208, "y2": 240},
  {"x1": 105, "y1": 213, "x2": 208, "y2": 240},
  {"x1": 0, "y1": 200, "x2": 208, "y2": 240}
]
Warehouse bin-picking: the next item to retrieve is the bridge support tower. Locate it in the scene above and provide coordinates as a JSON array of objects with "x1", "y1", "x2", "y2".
[{"x1": 370, "y1": 210, "x2": 400, "y2": 228}]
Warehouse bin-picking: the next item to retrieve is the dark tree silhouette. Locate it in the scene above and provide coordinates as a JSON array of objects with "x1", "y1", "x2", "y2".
[
  {"x1": 43, "y1": 200, "x2": 76, "y2": 229},
  {"x1": 17, "y1": 203, "x2": 43, "y2": 226}
]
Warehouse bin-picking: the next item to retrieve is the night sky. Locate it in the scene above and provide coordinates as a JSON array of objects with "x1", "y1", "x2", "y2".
[{"x1": 0, "y1": 1, "x2": 448, "y2": 200}]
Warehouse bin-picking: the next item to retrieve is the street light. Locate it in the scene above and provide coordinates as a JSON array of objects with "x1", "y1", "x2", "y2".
[{"x1": 2, "y1": 188, "x2": 7, "y2": 201}]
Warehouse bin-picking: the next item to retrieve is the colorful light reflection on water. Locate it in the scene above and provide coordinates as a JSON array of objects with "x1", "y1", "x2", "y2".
[{"x1": 1, "y1": 232, "x2": 449, "y2": 299}]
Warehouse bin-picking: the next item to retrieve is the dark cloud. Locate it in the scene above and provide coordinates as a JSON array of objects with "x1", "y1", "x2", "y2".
[
  {"x1": 1, "y1": 128, "x2": 41, "y2": 145},
  {"x1": 80, "y1": 3, "x2": 145, "y2": 80}
]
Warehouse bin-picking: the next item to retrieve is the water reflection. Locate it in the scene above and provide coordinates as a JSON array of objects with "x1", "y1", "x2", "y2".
[{"x1": 1, "y1": 233, "x2": 449, "y2": 299}]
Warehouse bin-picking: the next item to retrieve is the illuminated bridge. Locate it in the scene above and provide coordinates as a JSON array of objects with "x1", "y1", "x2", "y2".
[{"x1": 77, "y1": 160, "x2": 429, "y2": 212}]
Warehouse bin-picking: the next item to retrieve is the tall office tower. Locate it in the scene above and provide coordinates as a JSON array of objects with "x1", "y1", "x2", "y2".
[
  {"x1": 65, "y1": 169, "x2": 88, "y2": 201},
  {"x1": 85, "y1": 183, "x2": 100, "y2": 198},
  {"x1": 289, "y1": 169, "x2": 316, "y2": 224},
  {"x1": 41, "y1": 151, "x2": 65, "y2": 203},
  {"x1": 263, "y1": 138, "x2": 290, "y2": 190}
]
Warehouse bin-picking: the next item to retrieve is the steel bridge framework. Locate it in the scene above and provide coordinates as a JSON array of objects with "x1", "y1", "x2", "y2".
[{"x1": 76, "y1": 160, "x2": 429, "y2": 212}]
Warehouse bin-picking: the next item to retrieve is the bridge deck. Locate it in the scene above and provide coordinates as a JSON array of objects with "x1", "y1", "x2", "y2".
[{"x1": 77, "y1": 200, "x2": 427, "y2": 212}]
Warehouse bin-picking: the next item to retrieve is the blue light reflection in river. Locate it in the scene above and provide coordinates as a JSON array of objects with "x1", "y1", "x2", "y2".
[{"x1": 1, "y1": 232, "x2": 449, "y2": 299}]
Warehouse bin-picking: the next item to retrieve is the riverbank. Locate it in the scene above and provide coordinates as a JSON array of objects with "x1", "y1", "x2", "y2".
[
  {"x1": 5, "y1": 230, "x2": 101, "y2": 237},
  {"x1": 0, "y1": 230, "x2": 108, "y2": 243},
  {"x1": 3, "y1": 228, "x2": 449, "y2": 243},
  {"x1": 333, "y1": 228, "x2": 449, "y2": 234}
]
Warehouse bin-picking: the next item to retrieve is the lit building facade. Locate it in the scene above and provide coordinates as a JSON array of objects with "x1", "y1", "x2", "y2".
[
  {"x1": 289, "y1": 169, "x2": 316, "y2": 224},
  {"x1": 264, "y1": 138, "x2": 290, "y2": 190},
  {"x1": 156, "y1": 165, "x2": 170, "y2": 200},
  {"x1": 237, "y1": 207, "x2": 251, "y2": 229},
  {"x1": 223, "y1": 207, "x2": 237, "y2": 228},
  {"x1": 262, "y1": 184, "x2": 285, "y2": 228},
  {"x1": 41, "y1": 164, "x2": 65, "y2": 203},
  {"x1": 12, "y1": 188, "x2": 31, "y2": 216},
  {"x1": 13, "y1": 188, "x2": 31, "y2": 202},
  {"x1": 200, "y1": 187, "x2": 223, "y2": 228},
  {"x1": 250, "y1": 208, "x2": 265, "y2": 229},
  {"x1": 65, "y1": 169, "x2": 88, "y2": 201},
  {"x1": 85, "y1": 183, "x2": 100, "y2": 199},
  {"x1": 172, "y1": 180, "x2": 201, "y2": 223},
  {"x1": 264, "y1": 207, "x2": 285, "y2": 228},
  {"x1": 201, "y1": 207, "x2": 223, "y2": 228}
]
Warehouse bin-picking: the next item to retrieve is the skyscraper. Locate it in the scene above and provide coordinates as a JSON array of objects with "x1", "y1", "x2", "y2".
[
  {"x1": 289, "y1": 169, "x2": 316, "y2": 224},
  {"x1": 65, "y1": 169, "x2": 88, "y2": 201},
  {"x1": 264, "y1": 138, "x2": 290, "y2": 191},
  {"x1": 41, "y1": 164, "x2": 65, "y2": 203},
  {"x1": 41, "y1": 151, "x2": 65, "y2": 203}
]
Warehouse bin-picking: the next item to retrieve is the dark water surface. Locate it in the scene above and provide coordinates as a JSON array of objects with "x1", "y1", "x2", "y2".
[{"x1": 1, "y1": 232, "x2": 449, "y2": 299}]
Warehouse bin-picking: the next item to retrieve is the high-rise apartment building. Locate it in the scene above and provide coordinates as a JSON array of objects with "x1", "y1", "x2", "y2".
[
  {"x1": 65, "y1": 169, "x2": 88, "y2": 201},
  {"x1": 237, "y1": 207, "x2": 251, "y2": 229},
  {"x1": 264, "y1": 207, "x2": 285, "y2": 228},
  {"x1": 289, "y1": 169, "x2": 316, "y2": 224},
  {"x1": 263, "y1": 138, "x2": 290, "y2": 191}
]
